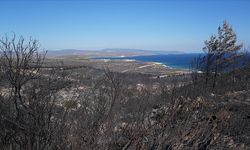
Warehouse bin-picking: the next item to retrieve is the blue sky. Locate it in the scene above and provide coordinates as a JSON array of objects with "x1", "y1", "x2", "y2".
[{"x1": 0, "y1": 0, "x2": 250, "y2": 52}]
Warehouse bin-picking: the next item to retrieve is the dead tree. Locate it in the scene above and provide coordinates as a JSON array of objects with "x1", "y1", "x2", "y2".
[
  {"x1": 0, "y1": 34, "x2": 46, "y2": 117},
  {"x1": 0, "y1": 34, "x2": 68, "y2": 150}
]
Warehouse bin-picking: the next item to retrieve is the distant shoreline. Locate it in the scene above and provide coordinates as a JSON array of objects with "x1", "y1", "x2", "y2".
[{"x1": 94, "y1": 54, "x2": 200, "y2": 70}]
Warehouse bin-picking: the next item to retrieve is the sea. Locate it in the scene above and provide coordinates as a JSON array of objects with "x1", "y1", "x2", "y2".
[{"x1": 95, "y1": 53, "x2": 202, "y2": 69}]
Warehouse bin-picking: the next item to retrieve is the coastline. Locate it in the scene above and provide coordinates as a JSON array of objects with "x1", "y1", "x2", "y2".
[
  {"x1": 93, "y1": 54, "x2": 197, "y2": 71},
  {"x1": 95, "y1": 58, "x2": 191, "y2": 76}
]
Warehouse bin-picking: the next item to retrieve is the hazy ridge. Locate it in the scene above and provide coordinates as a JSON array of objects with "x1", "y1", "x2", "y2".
[{"x1": 46, "y1": 48, "x2": 185, "y2": 58}]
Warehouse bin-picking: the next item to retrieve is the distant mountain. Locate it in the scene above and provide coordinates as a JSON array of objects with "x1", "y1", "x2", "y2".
[
  {"x1": 101, "y1": 48, "x2": 183, "y2": 54},
  {"x1": 47, "y1": 49, "x2": 88, "y2": 56},
  {"x1": 46, "y1": 48, "x2": 184, "y2": 58}
]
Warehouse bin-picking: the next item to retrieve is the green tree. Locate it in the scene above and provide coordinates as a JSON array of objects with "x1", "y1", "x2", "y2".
[
  {"x1": 202, "y1": 21, "x2": 243, "y2": 88},
  {"x1": 202, "y1": 35, "x2": 218, "y2": 85}
]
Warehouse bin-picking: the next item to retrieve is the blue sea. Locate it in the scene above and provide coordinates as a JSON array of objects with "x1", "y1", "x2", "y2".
[{"x1": 96, "y1": 53, "x2": 202, "y2": 69}]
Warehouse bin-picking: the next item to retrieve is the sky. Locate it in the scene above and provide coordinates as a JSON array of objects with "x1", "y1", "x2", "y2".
[{"x1": 0, "y1": 0, "x2": 250, "y2": 52}]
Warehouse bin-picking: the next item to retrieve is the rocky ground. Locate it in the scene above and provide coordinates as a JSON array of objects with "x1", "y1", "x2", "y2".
[{"x1": 18, "y1": 57, "x2": 249, "y2": 150}]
